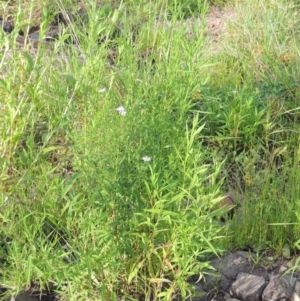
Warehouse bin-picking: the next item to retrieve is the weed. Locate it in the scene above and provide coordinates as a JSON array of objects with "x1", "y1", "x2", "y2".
[{"x1": 1, "y1": 0, "x2": 300, "y2": 300}]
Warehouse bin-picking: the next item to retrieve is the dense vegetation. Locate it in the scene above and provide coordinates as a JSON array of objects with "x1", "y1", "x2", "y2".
[{"x1": 1, "y1": 0, "x2": 300, "y2": 300}]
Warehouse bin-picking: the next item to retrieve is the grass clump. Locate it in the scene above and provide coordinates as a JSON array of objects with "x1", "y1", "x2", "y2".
[
  {"x1": 1, "y1": 0, "x2": 300, "y2": 300},
  {"x1": 200, "y1": 0, "x2": 300, "y2": 253},
  {"x1": 0, "y1": 1, "x2": 229, "y2": 300}
]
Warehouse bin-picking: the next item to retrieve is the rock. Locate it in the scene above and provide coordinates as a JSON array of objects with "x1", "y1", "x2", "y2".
[
  {"x1": 294, "y1": 292, "x2": 300, "y2": 301},
  {"x1": 208, "y1": 251, "x2": 252, "y2": 291},
  {"x1": 219, "y1": 195, "x2": 235, "y2": 221},
  {"x1": 251, "y1": 268, "x2": 270, "y2": 281},
  {"x1": 229, "y1": 272, "x2": 266, "y2": 301},
  {"x1": 262, "y1": 275, "x2": 293, "y2": 301},
  {"x1": 183, "y1": 250, "x2": 300, "y2": 301},
  {"x1": 0, "y1": 19, "x2": 12, "y2": 33},
  {"x1": 295, "y1": 280, "x2": 300, "y2": 295},
  {"x1": 284, "y1": 274, "x2": 298, "y2": 290},
  {"x1": 279, "y1": 265, "x2": 289, "y2": 274}
]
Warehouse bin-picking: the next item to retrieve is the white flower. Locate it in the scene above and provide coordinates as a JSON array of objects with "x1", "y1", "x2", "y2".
[
  {"x1": 142, "y1": 156, "x2": 151, "y2": 162},
  {"x1": 116, "y1": 106, "x2": 126, "y2": 116},
  {"x1": 98, "y1": 88, "x2": 106, "y2": 93}
]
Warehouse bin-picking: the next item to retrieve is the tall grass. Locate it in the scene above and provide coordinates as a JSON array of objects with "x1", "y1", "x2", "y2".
[
  {"x1": 1, "y1": 0, "x2": 300, "y2": 300},
  {"x1": 0, "y1": 1, "x2": 230, "y2": 300},
  {"x1": 201, "y1": 0, "x2": 300, "y2": 253}
]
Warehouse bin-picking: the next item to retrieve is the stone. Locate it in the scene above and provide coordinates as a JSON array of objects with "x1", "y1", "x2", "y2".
[
  {"x1": 175, "y1": 250, "x2": 300, "y2": 301},
  {"x1": 209, "y1": 251, "x2": 252, "y2": 292},
  {"x1": 295, "y1": 280, "x2": 300, "y2": 295},
  {"x1": 294, "y1": 292, "x2": 300, "y2": 301},
  {"x1": 262, "y1": 275, "x2": 293, "y2": 301},
  {"x1": 229, "y1": 272, "x2": 266, "y2": 301},
  {"x1": 279, "y1": 265, "x2": 288, "y2": 274},
  {"x1": 284, "y1": 274, "x2": 298, "y2": 290},
  {"x1": 251, "y1": 268, "x2": 270, "y2": 281},
  {"x1": 0, "y1": 19, "x2": 12, "y2": 33}
]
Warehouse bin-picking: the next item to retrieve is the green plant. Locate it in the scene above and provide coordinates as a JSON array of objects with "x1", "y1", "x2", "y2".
[{"x1": 2, "y1": 0, "x2": 300, "y2": 299}]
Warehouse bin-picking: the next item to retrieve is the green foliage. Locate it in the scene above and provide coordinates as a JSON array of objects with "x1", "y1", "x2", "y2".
[
  {"x1": 202, "y1": 0, "x2": 300, "y2": 254},
  {"x1": 1, "y1": 0, "x2": 300, "y2": 300}
]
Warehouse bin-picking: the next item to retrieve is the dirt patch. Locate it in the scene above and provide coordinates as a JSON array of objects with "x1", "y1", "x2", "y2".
[
  {"x1": 205, "y1": 6, "x2": 236, "y2": 37},
  {"x1": 0, "y1": 4, "x2": 236, "y2": 42},
  {"x1": 203, "y1": 6, "x2": 236, "y2": 56}
]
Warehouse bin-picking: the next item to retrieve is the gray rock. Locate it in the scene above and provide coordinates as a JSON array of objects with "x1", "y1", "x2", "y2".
[
  {"x1": 295, "y1": 280, "x2": 300, "y2": 295},
  {"x1": 262, "y1": 275, "x2": 293, "y2": 301},
  {"x1": 177, "y1": 251, "x2": 300, "y2": 301},
  {"x1": 294, "y1": 292, "x2": 300, "y2": 301},
  {"x1": 208, "y1": 252, "x2": 252, "y2": 291},
  {"x1": 284, "y1": 274, "x2": 298, "y2": 290},
  {"x1": 0, "y1": 19, "x2": 12, "y2": 33},
  {"x1": 251, "y1": 268, "x2": 270, "y2": 281},
  {"x1": 229, "y1": 272, "x2": 266, "y2": 301}
]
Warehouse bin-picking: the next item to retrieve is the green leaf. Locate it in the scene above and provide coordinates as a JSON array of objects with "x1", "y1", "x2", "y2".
[
  {"x1": 149, "y1": 278, "x2": 172, "y2": 283},
  {"x1": 22, "y1": 51, "x2": 35, "y2": 73},
  {"x1": 282, "y1": 243, "x2": 291, "y2": 259},
  {"x1": 41, "y1": 146, "x2": 65, "y2": 154},
  {"x1": 127, "y1": 259, "x2": 145, "y2": 284}
]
